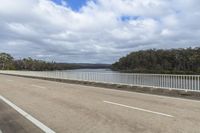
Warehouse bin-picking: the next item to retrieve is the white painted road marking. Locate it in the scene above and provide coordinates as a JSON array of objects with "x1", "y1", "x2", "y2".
[
  {"x1": 0, "y1": 95, "x2": 56, "y2": 133},
  {"x1": 132, "y1": 91, "x2": 200, "y2": 104},
  {"x1": 103, "y1": 101, "x2": 174, "y2": 118},
  {"x1": 99, "y1": 87, "x2": 200, "y2": 104},
  {"x1": 0, "y1": 129, "x2": 2, "y2": 133},
  {"x1": 31, "y1": 85, "x2": 46, "y2": 89},
  {"x1": 6, "y1": 79, "x2": 13, "y2": 82}
]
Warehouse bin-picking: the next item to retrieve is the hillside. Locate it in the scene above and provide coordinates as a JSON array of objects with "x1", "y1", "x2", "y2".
[{"x1": 112, "y1": 48, "x2": 200, "y2": 74}]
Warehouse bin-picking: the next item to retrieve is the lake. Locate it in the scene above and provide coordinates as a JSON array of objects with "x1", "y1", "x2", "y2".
[{"x1": 63, "y1": 68, "x2": 118, "y2": 73}]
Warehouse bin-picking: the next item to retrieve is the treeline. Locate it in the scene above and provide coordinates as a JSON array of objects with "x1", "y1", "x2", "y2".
[
  {"x1": 0, "y1": 53, "x2": 79, "y2": 71},
  {"x1": 0, "y1": 53, "x2": 110, "y2": 71},
  {"x1": 112, "y1": 47, "x2": 200, "y2": 74}
]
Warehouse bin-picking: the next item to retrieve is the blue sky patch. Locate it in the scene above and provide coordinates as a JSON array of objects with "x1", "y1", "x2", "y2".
[
  {"x1": 52, "y1": 0, "x2": 88, "y2": 11},
  {"x1": 120, "y1": 16, "x2": 140, "y2": 22}
]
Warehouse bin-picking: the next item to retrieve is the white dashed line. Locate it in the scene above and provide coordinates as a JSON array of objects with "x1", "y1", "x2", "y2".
[
  {"x1": 31, "y1": 85, "x2": 46, "y2": 89},
  {"x1": 99, "y1": 87, "x2": 200, "y2": 103},
  {"x1": 103, "y1": 100, "x2": 174, "y2": 118},
  {"x1": 6, "y1": 79, "x2": 13, "y2": 82}
]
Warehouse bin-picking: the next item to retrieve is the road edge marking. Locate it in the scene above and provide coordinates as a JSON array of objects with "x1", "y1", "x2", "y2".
[
  {"x1": 103, "y1": 100, "x2": 174, "y2": 118},
  {"x1": 0, "y1": 95, "x2": 56, "y2": 133}
]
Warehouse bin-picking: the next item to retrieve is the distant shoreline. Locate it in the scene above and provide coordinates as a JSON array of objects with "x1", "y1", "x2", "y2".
[{"x1": 112, "y1": 47, "x2": 200, "y2": 75}]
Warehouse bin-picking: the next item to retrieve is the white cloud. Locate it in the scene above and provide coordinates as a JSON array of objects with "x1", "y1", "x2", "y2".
[{"x1": 0, "y1": 0, "x2": 200, "y2": 63}]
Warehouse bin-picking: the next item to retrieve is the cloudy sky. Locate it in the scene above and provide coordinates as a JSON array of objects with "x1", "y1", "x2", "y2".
[{"x1": 0, "y1": 0, "x2": 200, "y2": 63}]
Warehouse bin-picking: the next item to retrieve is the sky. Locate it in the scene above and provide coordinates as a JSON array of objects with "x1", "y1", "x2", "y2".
[{"x1": 0, "y1": 0, "x2": 200, "y2": 63}]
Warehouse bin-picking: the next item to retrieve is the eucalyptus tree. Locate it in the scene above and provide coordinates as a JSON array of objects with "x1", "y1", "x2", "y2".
[{"x1": 0, "y1": 53, "x2": 15, "y2": 70}]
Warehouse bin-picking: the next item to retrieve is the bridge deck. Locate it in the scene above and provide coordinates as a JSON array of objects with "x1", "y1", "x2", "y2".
[{"x1": 0, "y1": 74, "x2": 200, "y2": 133}]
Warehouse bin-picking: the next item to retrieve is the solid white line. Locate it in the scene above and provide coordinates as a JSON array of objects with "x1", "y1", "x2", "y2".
[
  {"x1": 31, "y1": 85, "x2": 46, "y2": 89},
  {"x1": 0, "y1": 95, "x2": 56, "y2": 133},
  {"x1": 0, "y1": 129, "x2": 2, "y2": 133},
  {"x1": 103, "y1": 100, "x2": 174, "y2": 118}
]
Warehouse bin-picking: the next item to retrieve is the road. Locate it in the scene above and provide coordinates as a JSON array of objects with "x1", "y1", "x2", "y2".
[
  {"x1": 0, "y1": 98, "x2": 44, "y2": 133},
  {"x1": 0, "y1": 74, "x2": 200, "y2": 133}
]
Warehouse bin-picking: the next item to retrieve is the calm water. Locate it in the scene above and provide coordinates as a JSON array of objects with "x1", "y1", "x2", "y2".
[{"x1": 63, "y1": 68, "x2": 118, "y2": 73}]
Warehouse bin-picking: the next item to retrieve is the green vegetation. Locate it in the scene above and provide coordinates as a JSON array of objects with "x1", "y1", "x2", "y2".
[
  {"x1": 0, "y1": 53, "x2": 110, "y2": 71},
  {"x1": 0, "y1": 53, "x2": 15, "y2": 70},
  {"x1": 112, "y1": 48, "x2": 200, "y2": 74}
]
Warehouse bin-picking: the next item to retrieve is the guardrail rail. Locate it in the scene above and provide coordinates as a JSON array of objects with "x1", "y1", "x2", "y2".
[{"x1": 0, "y1": 70, "x2": 200, "y2": 92}]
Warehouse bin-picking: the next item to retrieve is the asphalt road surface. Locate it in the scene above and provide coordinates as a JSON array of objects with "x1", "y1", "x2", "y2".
[
  {"x1": 0, "y1": 99, "x2": 43, "y2": 133},
  {"x1": 0, "y1": 74, "x2": 200, "y2": 133}
]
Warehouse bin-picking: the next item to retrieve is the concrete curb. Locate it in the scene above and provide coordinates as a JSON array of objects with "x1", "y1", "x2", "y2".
[{"x1": 1, "y1": 73, "x2": 200, "y2": 100}]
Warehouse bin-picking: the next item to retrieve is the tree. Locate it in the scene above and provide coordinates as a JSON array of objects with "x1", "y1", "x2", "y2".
[
  {"x1": 112, "y1": 47, "x2": 200, "y2": 74},
  {"x1": 0, "y1": 53, "x2": 15, "y2": 70}
]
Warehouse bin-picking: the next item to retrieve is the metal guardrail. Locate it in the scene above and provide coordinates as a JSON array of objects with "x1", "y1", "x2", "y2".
[{"x1": 0, "y1": 70, "x2": 200, "y2": 92}]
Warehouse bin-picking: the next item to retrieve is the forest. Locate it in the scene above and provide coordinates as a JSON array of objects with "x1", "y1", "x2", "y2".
[
  {"x1": 112, "y1": 47, "x2": 200, "y2": 74},
  {"x1": 0, "y1": 53, "x2": 110, "y2": 71},
  {"x1": 2, "y1": 47, "x2": 200, "y2": 74}
]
